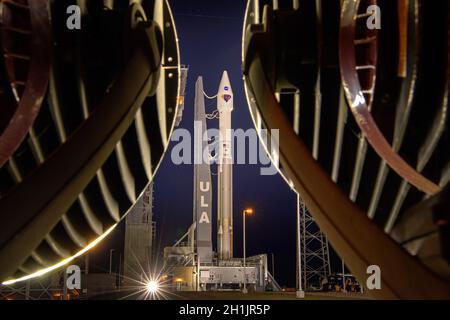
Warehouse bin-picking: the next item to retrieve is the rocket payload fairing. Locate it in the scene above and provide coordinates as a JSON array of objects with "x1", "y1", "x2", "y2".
[{"x1": 217, "y1": 71, "x2": 234, "y2": 260}]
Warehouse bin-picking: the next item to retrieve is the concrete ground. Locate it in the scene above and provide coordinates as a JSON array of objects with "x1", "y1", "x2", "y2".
[
  {"x1": 90, "y1": 289, "x2": 373, "y2": 300},
  {"x1": 170, "y1": 291, "x2": 372, "y2": 300}
]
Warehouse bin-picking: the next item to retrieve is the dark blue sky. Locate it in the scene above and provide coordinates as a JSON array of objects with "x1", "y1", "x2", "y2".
[
  {"x1": 151, "y1": 0, "x2": 298, "y2": 287},
  {"x1": 89, "y1": 0, "x2": 299, "y2": 287}
]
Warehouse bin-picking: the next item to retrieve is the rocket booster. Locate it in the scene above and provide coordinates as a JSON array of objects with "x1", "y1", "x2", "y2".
[{"x1": 217, "y1": 71, "x2": 234, "y2": 260}]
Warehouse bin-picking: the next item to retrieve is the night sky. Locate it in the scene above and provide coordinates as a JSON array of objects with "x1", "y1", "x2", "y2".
[
  {"x1": 152, "y1": 0, "x2": 298, "y2": 287},
  {"x1": 90, "y1": 0, "x2": 299, "y2": 288}
]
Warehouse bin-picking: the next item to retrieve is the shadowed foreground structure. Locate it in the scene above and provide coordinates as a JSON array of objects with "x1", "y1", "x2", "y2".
[
  {"x1": 0, "y1": 0, "x2": 181, "y2": 284},
  {"x1": 243, "y1": 0, "x2": 450, "y2": 299}
]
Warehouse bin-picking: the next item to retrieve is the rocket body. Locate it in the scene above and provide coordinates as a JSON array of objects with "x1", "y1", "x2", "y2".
[{"x1": 217, "y1": 71, "x2": 234, "y2": 260}]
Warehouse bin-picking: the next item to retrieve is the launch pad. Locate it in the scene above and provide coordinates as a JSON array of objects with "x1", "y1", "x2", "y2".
[
  {"x1": 164, "y1": 231, "x2": 273, "y2": 292},
  {"x1": 163, "y1": 72, "x2": 278, "y2": 293}
]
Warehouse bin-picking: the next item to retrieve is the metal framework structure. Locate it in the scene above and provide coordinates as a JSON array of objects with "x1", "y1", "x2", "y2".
[
  {"x1": 0, "y1": 269, "x2": 78, "y2": 300},
  {"x1": 0, "y1": 0, "x2": 181, "y2": 285},
  {"x1": 298, "y1": 197, "x2": 331, "y2": 290},
  {"x1": 124, "y1": 183, "x2": 155, "y2": 281},
  {"x1": 243, "y1": 0, "x2": 450, "y2": 299}
]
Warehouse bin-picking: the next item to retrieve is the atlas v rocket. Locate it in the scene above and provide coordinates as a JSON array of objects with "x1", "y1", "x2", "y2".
[
  {"x1": 194, "y1": 71, "x2": 234, "y2": 263},
  {"x1": 217, "y1": 71, "x2": 234, "y2": 261}
]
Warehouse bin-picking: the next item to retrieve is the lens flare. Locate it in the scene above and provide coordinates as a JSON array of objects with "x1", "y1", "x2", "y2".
[{"x1": 146, "y1": 280, "x2": 159, "y2": 293}]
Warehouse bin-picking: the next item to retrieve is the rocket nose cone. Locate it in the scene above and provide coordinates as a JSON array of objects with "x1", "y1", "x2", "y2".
[
  {"x1": 218, "y1": 71, "x2": 232, "y2": 94},
  {"x1": 221, "y1": 70, "x2": 230, "y2": 82}
]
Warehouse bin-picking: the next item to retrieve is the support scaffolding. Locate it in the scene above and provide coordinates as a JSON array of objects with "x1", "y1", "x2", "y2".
[
  {"x1": 0, "y1": 269, "x2": 80, "y2": 300},
  {"x1": 298, "y1": 196, "x2": 331, "y2": 291},
  {"x1": 124, "y1": 183, "x2": 155, "y2": 281}
]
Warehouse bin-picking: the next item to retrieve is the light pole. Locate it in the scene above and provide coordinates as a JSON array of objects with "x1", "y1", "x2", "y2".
[
  {"x1": 296, "y1": 194, "x2": 305, "y2": 298},
  {"x1": 242, "y1": 208, "x2": 253, "y2": 294},
  {"x1": 271, "y1": 253, "x2": 275, "y2": 279}
]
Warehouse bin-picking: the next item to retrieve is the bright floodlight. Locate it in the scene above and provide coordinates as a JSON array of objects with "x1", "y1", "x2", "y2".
[
  {"x1": 147, "y1": 280, "x2": 159, "y2": 293},
  {"x1": 244, "y1": 208, "x2": 254, "y2": 215}
]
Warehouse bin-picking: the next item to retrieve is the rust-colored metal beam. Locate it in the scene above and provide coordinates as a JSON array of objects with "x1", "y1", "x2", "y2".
[
  {"x1": 0, "y1": 0, "x2": 51, "y2": 168},
  {"x1": 245, "y1": 56, "x2": 450, "y2": 299},
  {"x1": 242, "y1": 4, "x2": 450, "y2": 297},
  {"x1": 340, "y1": 0, "x2": 440, "y2": 195}
]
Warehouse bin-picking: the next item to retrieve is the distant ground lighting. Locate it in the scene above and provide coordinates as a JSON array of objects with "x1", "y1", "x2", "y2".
[
  {"x1": 2, "y1": 224, "x2": 118, "y2": 286},
  {"x1": 146, "y1": 280, "x2": 159, "y2": 294},
  {"x1": 118, "y1": 265, "x2": 177, "y2": 300}
]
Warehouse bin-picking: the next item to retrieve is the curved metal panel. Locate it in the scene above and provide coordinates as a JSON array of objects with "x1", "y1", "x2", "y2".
[
  {"x1": 339, "y1": 0, "x2": 440, "y2": 195},
  {"x1": 0, "y1": 0, "x2": 51, "y2": 167}
]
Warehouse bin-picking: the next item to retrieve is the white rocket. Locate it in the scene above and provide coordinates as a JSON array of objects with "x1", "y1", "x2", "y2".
[{"x1": 217, "y1": 71, "x2": 234, "y2": 260}]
